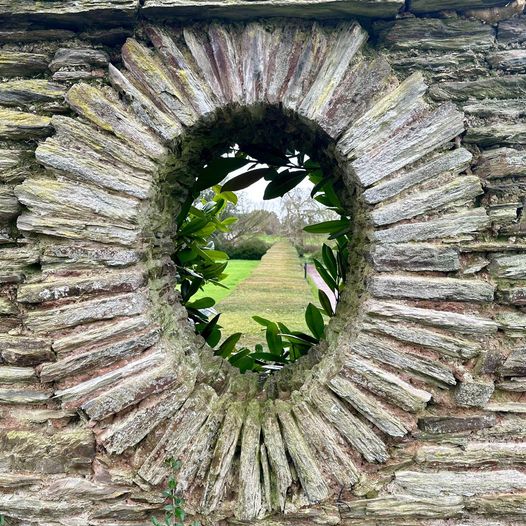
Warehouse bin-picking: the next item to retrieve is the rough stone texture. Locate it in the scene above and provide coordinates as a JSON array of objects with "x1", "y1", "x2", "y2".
[{"x1": 0, "y1": 6, "x2": 525, "y2": 526}]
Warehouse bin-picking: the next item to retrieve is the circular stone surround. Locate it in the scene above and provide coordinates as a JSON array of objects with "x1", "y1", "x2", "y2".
[{"x1": 10, "y1": 19, "x2": 497, "y2": 523}]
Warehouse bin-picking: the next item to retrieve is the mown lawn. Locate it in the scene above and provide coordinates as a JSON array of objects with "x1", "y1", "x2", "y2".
[
  {"x1": 193, "y1": 259, "x2": 260, "y2": 304},
  {"x1": 216, "y1": 240, "x2": 314, "y2": 347}
]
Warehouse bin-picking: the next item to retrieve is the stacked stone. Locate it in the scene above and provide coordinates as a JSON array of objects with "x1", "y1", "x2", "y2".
[{"x1": 0, "y1": 2, "x2": 525, "y2": 525}]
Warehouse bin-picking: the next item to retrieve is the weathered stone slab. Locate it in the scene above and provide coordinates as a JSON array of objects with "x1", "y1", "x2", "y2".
[
  {"x1": 371, "y1": 209, "x2": 490, "y2": 244},
  {"x1": 42, "y1": 242, "x2": 140, "y2": 269},
  {"x1": 343, "y1": 354, "x2": 431, "y2": 412},
  {"x1": 40, "y1": 327, "x2": 159, "y2": 382},
  {"x1": 489, "y1": 254, "x2": 526, "y2": 279},
  {"x1": 0, "y1": 50, "x2": 49, "y2": 77},
  {"x1": 366, "y1": 299, "x2": 498, "y2": 335},
  {"x1": 0, "y1": 108, "x2": 51, "y2": 140},
  {"x1": 497, "y1": 286, "x2": 526, "y2": 306},
  {"x1": 485, "y1": 402, "x2": 526, "y2": 413},
  {"x1": 0, "y1": 335, "x2": 54, "y2": 366},
  {"x1": 329, "y1": 375, "x2": 409, "y2": 437},
  {"x1": 500, "y1": 348, "x2": 526, "y2": 376},
  {"x1": 0, "y1": 28, "x2": 75, "y2": 42},
  {"x1": 0, "y1": 80, "x2": 66, "y2": 107},
  {"x1": 353, "y1": 333, "x2": 456, "y2": 386},
  {"x1": 368, "y1": 274, "x2": 494, "y2": 302},
  {"x1": 498, "y1": 378, "x2": 526, "y2": 391},
  {"x1": 0, "y1": 366, "x2": 35, "y2": 384},
  {"x1": 364, "y1": 317, "x2": 480, "y2": 360},
  {"x1": 109, "y1": 63, "x2": 182, "y2": 142},
  {"x1": 340, "y1": 495, "x2": 463, "y2": 520},
  {"x1": 66, "y1": 83, "x2": 166, "y2": 160},
  {"x1": 121, "y1": 38, "x2": 199, "y2": 127},
  {"x1": 52, "y1": 315, "x2": 150, "y2": 356},
  {"x1": 0, "y1": 186, "x2": 20, "y2": 220},
  {"x1": 371, "y1": 243, "x2": 460, "y2": 272},
  {"x1": 236, "y1": 401, "x2": 263, "y2": 520},
  {"x1": 142, "y1": 0, "x2": 405, "y2": 19},
  {"x1": 466, "y1": 492, "x2": 526, "y2": 517},
  {"x1": 418, "y1": 414, "x2": 496, "y2": 434},
  {"x1": 363, "y1": 147, "x2": 472, "y2": 205},
  {"x1": 0, "y1": 389, "x2": 51, "y2": 404},
  {"x1": 499, "y1": 17, "x2": 526, "y2": 44},
  {"x1": 475, "y1": 147, "x2": 526, "y2": 179},
  {"x1": 0, "y1": 495, "x2": 83, "y2": 520},
  {"x1": 410, "y1": 0, "x2": 511, "y2": 13},
  {"x1": 18, "y1": 270, "x2": 145, "y2": 304},
  {"x1": 394, "y1": 469, "x2": 526, "y2": 497},
  {"x1": 101, "y1": 379, "x2": 194, "y2": 454},
  {"x1": 262, "y1": 404, "x2": 292, "y2": 511},
  {"x1": 81, "y1": 362, "x2": 176, "y2": 420},
  {"x1": 377, "y1": 17, "x2": 494, "y2": 51},
  {"x1": 56, "y1": 349, "x2": 164, "y2": 404},
  {"x1": 0, "y1": 429, "x2": 94, "y2": 474},
  {"x1": 463, "y1": 99, "x2": 526, "y2": 119},
  {"x1": 488, "y1": 50, "x2": 526, "y2": 72},
  {"x1": 0, "y1": 0, "x2": 139, "y2": 27},
  {"x1": 416, "y1": 442, "x2": 526, "y2": 465},
  {"x1": 275, "y1": 400, "x2": 329, "y2": 504},
  {"x1": 371, "y1": 176, "x2": 482, "y2": 226},
  {"x1": 430, "y1": 75, "x2": 526, "y2": 102},
  {"x1": 465, "y1": 123, "x2": 526, "y2": 147},
  {"x1": 291, "y1": 399, "x2": 359, "y2": 488},
  {"x1": 338, "y1": 72, "x2": 427, "y2": 159},
  {"x1": 25, "y1": 292, "x2": 148, "y2": 332},
  {"x1": 16, "y1": 177, "x2": 141, "y2": 228},
  {"x1": 201, "y1": 401, "x2": 246, "y2": 513},
  {"x1": 49, "y1": 48, "x2": 109, "y2": 72},
  {"x1": 352, "y1": 103, "x2": 465, "y2": 187},
  {"x1": 455, "y1": 378, "x2": 494, "y2": 407},
  {"x1": 17, "y1": 212, "x2": 139, "y2": 246}
]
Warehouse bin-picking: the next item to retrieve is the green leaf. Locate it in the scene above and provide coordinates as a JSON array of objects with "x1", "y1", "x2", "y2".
[
  {"x1": 263, "y1": 169, "x2": 307, "y2": 200},
  {"x1": 195, "y1": 157, "x2": 252, "y2": 191},
  {"x1": 201, "y1": 249, "x2": 229, "y2": 262},
  {"x1": 303, "y1": 219, "x2": 350, "y2": 235},
  {"x1": 279, "y1": 333, "x2": 316, "y2": 346},
  {"x1": 266, "y1": 323, "x2": 284, "y2": 355},
  {"x1": 318, "y1": 289, "x2": 334, "y2": 317},
  {"x1": 251, "y1": 352, "x2": 288, "y2": 364},
  {"x1": 305, "y1": 303, "x2": 325, "y2": 340},
  {"x1": 175, "y1": 509, "x2": 185, "y2": 521},
  {"x1": 229, "y1": 348, "x2": 251, "y2": 364},
  {"x1": 199, "y1": 313, "x2": 221, "y2": 340},
  {"x1": 236, "y1": 355, "x2": 256, "y2": 373},
  {"x1": 185, "y1": 296, "x2": 215, "y2": 310},
  {"x1": 216, "y1": 332, "x2": 242, "y2": 358},
  {"x1": 322, "y1": 244, "x2": 338, "y2": 280},
  {"x1": 206, "y1": 326, "x2": 222, "y2": 348},
  {"x1": 252, "y1": 315, "x2": 273, "y2": 327},
  {"x1": 222, "y1": 167, "x2": 274, "y2": 192},
  {"x1": 314, "y1": 258, "x2": 338, "y2": 292},
  {"x1": 179, "y1": 216, "x2": 210, "y2": 236}
]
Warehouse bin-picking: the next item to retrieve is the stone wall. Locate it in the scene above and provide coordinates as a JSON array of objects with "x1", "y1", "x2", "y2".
[{"x1": 1, "y1": 1, "x2": 526, "y2": 525}]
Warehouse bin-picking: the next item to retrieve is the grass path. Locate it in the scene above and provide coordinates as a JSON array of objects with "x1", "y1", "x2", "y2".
[
  {"x1": 193, "y1": 260, "x2": 260, "y2": 304},
  {"x1": 216, "y1": 240, "x2": 313, "y2": 347}
]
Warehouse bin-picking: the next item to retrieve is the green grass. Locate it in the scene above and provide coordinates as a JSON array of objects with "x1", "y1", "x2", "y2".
[
  {"x1": 193, "y1": 259, "x2": 260, "y2": 304},
  {"x1": 216, "y1": 240, "x2": 315, "y2": 347}
]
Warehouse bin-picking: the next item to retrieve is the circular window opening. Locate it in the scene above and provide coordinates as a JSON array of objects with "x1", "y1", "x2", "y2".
[{"x1": 150, "y1": 105, "x2": 367, "y2": 392}]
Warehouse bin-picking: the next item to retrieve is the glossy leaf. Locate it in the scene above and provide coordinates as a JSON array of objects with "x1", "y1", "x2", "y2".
[
  {"x1": 222, "y1": 167, "x2": 275, "y2": 192},
  {"x1": 318, "y1": 289, "x2": 334, "y2": 317},
  {"x1": 263, "y1": 169, "x2": 307, "y2": 200},
  {"x1": 305, "y1": 303, "x2": 325, "y2": 340},
  {"x1": 304, "y1": 219, "x2": 350, "y2": 235}
]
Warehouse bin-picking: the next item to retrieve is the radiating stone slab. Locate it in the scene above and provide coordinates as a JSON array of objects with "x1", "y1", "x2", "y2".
[
  {"x1": 369, "y1": 274, "x2": 494, "y2": 302},
  {"x1": 364, "y1": 317, "x2": 480, "y2": 360},
  {"x1": 352, "y1": 333, "x2": 456, "y2": 386},
  {"x1": 329, "y1": 375, "x2": 409, "y2": 437},
  {"x1": 363, "y1": 147, "x2": 472, "y2": 205}
]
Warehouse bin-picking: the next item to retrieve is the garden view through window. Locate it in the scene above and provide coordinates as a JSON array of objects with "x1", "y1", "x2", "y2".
[{"x1": 173, "y1": 143, "x2": 351, "y2": 373}]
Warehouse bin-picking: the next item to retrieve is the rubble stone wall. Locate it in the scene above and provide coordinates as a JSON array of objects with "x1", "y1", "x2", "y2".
[{"x1": 1, "y1": 1, "x2": 526, "y2": 525}]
